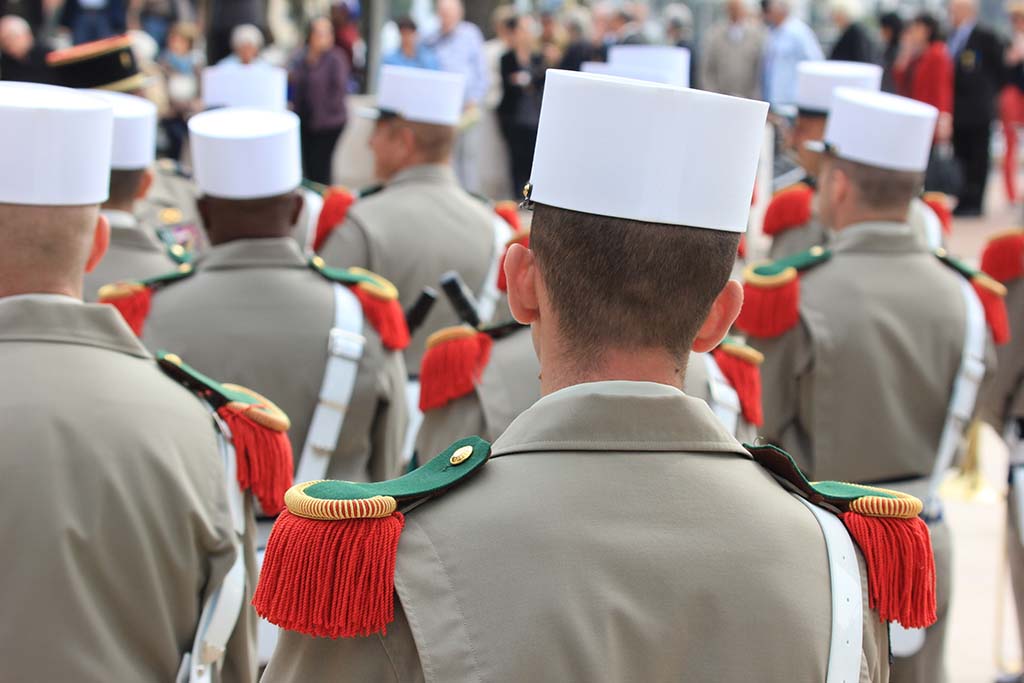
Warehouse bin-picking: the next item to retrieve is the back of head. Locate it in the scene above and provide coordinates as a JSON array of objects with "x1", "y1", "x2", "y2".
[{"x1": 231, "y1": 23, "x2": 264, "y2": 50}]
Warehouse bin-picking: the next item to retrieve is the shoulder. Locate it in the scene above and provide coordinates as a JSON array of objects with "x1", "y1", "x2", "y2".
[
  {"x1": 711, "y1": 338, "x2": 765, "y2": 427},
  {"x1": 418, "y1": 324, "x2": 496, "y2": 412},
  {"x1": 981, "y1": 229, "x2": 1024, "y2": 284},
  {"x1": 309, "y1": 256, "x2": 410, "y2": 351},
  {"x1": 762, "y1": 182, "x2": 814, "y2": 237},
  {"x1": 253, "y1": 436, "x2": 492, "y2": 639},
  {"x1": 936, "y1": 247, "x2": 1011, "y2": 345},
  {"x1": 97, "y1": 263, "x2": 196, "y2": 337},
  {"x1": 736, "y1": 246, "x2": 831, "y2": 338}
]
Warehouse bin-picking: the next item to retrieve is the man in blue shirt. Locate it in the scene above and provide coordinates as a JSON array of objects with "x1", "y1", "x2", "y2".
[
  {"x1": 383, "y1": 17, "x2": 440, "y2": 71},
  {"x1": 761, "y1": 0, "x2": 823, "y2": 108}
]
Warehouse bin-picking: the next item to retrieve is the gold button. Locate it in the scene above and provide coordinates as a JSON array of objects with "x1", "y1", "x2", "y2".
[
  {"x1": 160, "y1": 207, "x2": 183, "y2": 224},
  {"x1": 449, "y1": 445, "x2": 473, "y2": 466},
  {"x1": 935, "y1": 247, "x2": 948, "y2": 258},
  {"x1": 170, "y1": 245, "x2": 185, "y2": 256},
  {"x1": 809, "y1": 245, "x2": 824, "y2": 257},
  {"x1": 312, "y1": 255, "x2": 326, "y2": 269},
  {"x1": 178, "y1": 263, "x2": 192, "y2": 273},
  {"x1": 163, "y1": 353, "x2": 183, "y2": 366}
]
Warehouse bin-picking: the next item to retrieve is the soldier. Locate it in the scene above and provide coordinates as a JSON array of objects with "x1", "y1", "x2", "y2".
[
  {"x1": 255, "y1": 70, "x2": 941, "y2": 682},
  {"x1": 81, "y1": 90, "x2": 188, "y2": 301},
  {"x1": 742, "y1": 87, "x2": 1008, "y2": 683},
  {"x1": 0, "y1": 82, "x2": 294, "y2": 682},
  {"x1": 764, "y1": 60, "x2": 949, "y2": 259}
]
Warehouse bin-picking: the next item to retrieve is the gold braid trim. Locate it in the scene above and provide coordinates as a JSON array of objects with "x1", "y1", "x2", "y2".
[
  {"x1": 349, "y1": 267, "x2": 399, "y2": 300},
  {"x1": 846, "y1": 484, "x2": 923, "y2": 519},
  {"x1": 972, "y1": 273, "x2": 1008, "y2": 297},
  {"x1": 742, "y1": 262, "x2": 798, "y2": 288},
  {"x1": 426, "y1": 325, "x2": 478, "y2": 349},
  {"x1": 719, "y1": 342, "x2": 764, "y2": 365},
  {"x1": 97, "y1": 280, "x2": 146, "y2": 301},
  {"x1": 285, "y1": 481, "x2": 398, "y2": 520},
  {"x1": 223, "y1": 383, "x2": 291, "y2": 432}
]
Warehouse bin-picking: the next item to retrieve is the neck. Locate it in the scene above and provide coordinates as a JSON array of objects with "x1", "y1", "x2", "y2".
[
  {"x1": 540, "y1": 345, "x2": 685, "y2": 396},
  {"x1": 0, "y1": 278, "x2": 82, "y2": 300},
  {"x1": 834, "y1": 207, "x2": 908, "y2": 230},
  {"x1": 102, "y1": 200, "x2": 135, "y2": 214}
]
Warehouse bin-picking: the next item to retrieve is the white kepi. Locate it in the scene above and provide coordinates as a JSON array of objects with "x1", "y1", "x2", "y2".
[
  {"x1": 202, "y1": 64, "x2": 288, "y2": 111},
  {"x1": 528, "y1": 69, "x2": 767, "y2": 232},
  {"x1": 795, "y1": 61, "x2": 883, "y2": 116},
  {"x1": 362, "y1": 65, "x2": 466, "y2": 126},
  {"x1": 86, "y1": 90, "x2": 158, "y2": 170},
  {"x1": 188, "y1": 107, "x2": 301, "y2": 199},
  {"x1": 0, "y1": 82, "x2": 113, "y2": 205},
  {"x1": 606, "y1": 45, "x2": 690, "y2": 88},
  {"x1": 581, "y1": 60, "x2": 683, "y2": 87},
  {"x1": 810, "y1": 87, "x2": 939, "y2": 173}
]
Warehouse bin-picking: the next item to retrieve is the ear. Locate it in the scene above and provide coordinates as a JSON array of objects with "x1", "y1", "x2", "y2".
[
  {"x1": 691, "y1": 279, "x2": 743, "y2": 353},
  {"x1": 289, "y1": 191, "x2": 305, "y2": 227},
  {"x1": 134, "y1": 167, "x2": 155, "y2": 200},
  {"x1": 84, "y1": 212, "x2": 111, "y2": 273},
  {"x1": 505, "y1": 243, "x2": 540, "y2": 325}
]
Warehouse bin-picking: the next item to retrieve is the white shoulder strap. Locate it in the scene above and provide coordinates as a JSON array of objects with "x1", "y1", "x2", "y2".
[
  {"x1": 703, "y1": 353, "x2": 741, "y2": 437},
  {"x1": 300, "y1": 188, "x2": 324, "y2": 254},
  {"x1": 919, "y1": 201, "x2": 944, "y2": 251},
  {"x1": 295, "y1": 282, "x2": 367, "y2": 484},
  {"x1": 796, "y1": 497, "x2": 864, "y2": 683},
  {"x1": 475, "y1": 214, "x2": 514, "y2": 324},
  {"x1": 401, "y1": 378, "x2": 424, "y2": 466}
]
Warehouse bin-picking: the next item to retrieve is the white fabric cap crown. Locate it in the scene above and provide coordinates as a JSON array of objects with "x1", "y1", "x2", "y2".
[
  {"x1": 202, "y1": 64, "x2": 288, "y2": 111},
  {"x1": 581, "y1": 61, "x2": 684, "y2": 87},
  {"x1": 606, "y1": 45, "x2": 690, "y2": 88},
  {"x1": 822, "y1": 87, "x2": 938, "y2": 172},
  {"x1": 188, "y1": 107, "x2": 301, "y2": 199},
  {"x1": 87, "y1": 90, "x2": 157, "y2": 170},
  {"x1": 795, "y1": 61, "x2": 882, "y2": 115},
  {"x1": 371, "y1": 65, "x2": 466, "y2": 126},
  {"x1": 529, "y1": 70, "x2": 767, "y2": 232},
  {"x1": 0, "y1": 82, "x2": 112, "y2": 205}
]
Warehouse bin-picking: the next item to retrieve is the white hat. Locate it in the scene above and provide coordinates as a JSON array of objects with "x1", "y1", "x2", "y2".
[
  {"x1": 188, "y1": 107, "x2": 301, "y2": 199},
  {"x1": 607, "y1": 45, "x2": 690, "y2": 88},
  {"x1": 86, "y1": 90, "x2": 157, "y2": 170},
  {"x1": 581, "y1": 61, "x2": 683, "y2": 86},
  {"x1": 364, "y1": 65, "x2": 465, "y2": 126},
  {"x1": 795, "y1": 60, "x2": 882, "y2": 115},
  {"x1": 814, "y1": 87, "x2": 938, "y2": 172},
  {"x1": 529, "y1": 70, "x2": 767, "y2": 232},
  {"x1": 202, "y1": 64, "x2": 288, "y2": 111},
  {"x1": 0, "y1": 82, "x2": 112, "y2": 205}
]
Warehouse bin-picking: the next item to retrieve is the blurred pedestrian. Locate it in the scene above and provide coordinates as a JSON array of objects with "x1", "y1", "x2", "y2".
[
  {"x1": 828, "y1": 0, "x2": 877, "y2": 64},
  {"x1": 559, "y1": 8, "x2": 596, "y2": 71},
  {"x1": 424, "y1": 0, "x2": 488, "y2": 193},
  {"x1": 610, "y1": 5, "x2": 646, "y2": 45},
  {"x1": 701, "y1": 0, "x2": 764, "y2": 99},
  {"x1": 59, "y1": 0, "x2": 125, "y2": 44},
  {"x1": 948, "y1": 0, "x2": 1005, "y2": 216},
  {"x1": 762, "y1": 0, "x2": 823, "y2": 108},
  {"x1": 1002, "y1": 0, "x2": 1024, "y2": 203},
  {"x1": 205, "y1": 0, "x2": 265, "y2": 65},
  {"x1": 0, "y1": 0, "x2": 43, "y2": 35},
  {"x1": 289, "y1": 16, "x2": 348, "y2": 185},
  {"x1": 329, "y1": 0, "x2": 361, "y2": 82},
  {"x1": 664, "y1": 4, "x2": 698, "y2": 89},
  {"x1": 893, "y1": 13, "x2": 953, "y2": 139},
  {"x1": 383, "y1": 16, "x2": 438, "y2": 70},
  {"x1": 879, "y1": 12, "x2": 904, "y2": 92},
  {"x1": 159, "y1": 22, "x2": 200, "y2": 160},
  {"x1": 498, "y1": 13, "x2": 544, "y2": 197},
  {"x1": 483, "y1": 4, "x2": 514, "y2": 110},
  {"x1": 131, "y1": 0, "x2": 176, "y2": 48},
  {"x1": 218, "y1": 23, "x2": 263, "y2": 65},
  {"x1": 539, "y1": 9, "x2": 566, "y2": 67},
  {"x1": 0, "y1": 14, "x2": 51, "y2": 82}
]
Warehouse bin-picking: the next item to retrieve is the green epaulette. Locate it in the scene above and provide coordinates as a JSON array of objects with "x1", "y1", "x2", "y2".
[
  {"x1": 301, "y1": 177, "x2": 329, "y2": 197},
  {"x1": 308, "y1": 257, "x2": 410, "y2": 351},
  {"x1": 736, "y1": 246, "x2": 831, "y2": 338},
  {"x1": 97, "y1": 263, "x2": 195, "y2": 336},
  {"x1": 358, "y1": 183, "x2": 384, "y2": 199},
  {"x1": 934, "y1": 248, "x2": 1010, "y2": 344},
  {"x1": 154, "y1": 227, "x2": 193, "y2": 265}
]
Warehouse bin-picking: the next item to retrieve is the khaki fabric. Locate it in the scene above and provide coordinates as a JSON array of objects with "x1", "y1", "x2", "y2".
[
  {"x1": 84, "y1": 210, "x2": 177, "y2": 302},
  {"x1": 317, "y1": 164, "x2": 496, "y2": 370},
  {"x1": 137, "y1": 160, "x2": 206, "y2": 250},
  {"x1": 264, "y1": 381, "x2": 889, "y2": 683},
  {"x1": 978, "y1": 278, "x2": 1024, "y2": 428},
  {"x1": 142, "y1": 237, "x2": 408, "y2": 484},
  {"x1": 0, "y1": 296, "x2": 244, "y2": 682}
]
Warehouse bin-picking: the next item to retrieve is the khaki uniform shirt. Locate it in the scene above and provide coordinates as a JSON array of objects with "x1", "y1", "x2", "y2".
[
  {"x1": 142, "y1": 237, "x2": 408, "y2": 483},
  {"x1": 264, "y1": 381, "x2": 889, "y2": 683},
  {"x1": 84, "y1": 209, "x2": 178, "y2": 302},
  {"x1": 137, "y1": 160, "x2": 204, "y2": 240},
  {"x1": 979, "y1": 277, "x2": 1024, "y2": 429},
  {"x1": 317, "y1": 164, "x2": 496, "y2": 370},
  {"x1": 0, "y1": 296, "x2": 244, "y2": 682}
]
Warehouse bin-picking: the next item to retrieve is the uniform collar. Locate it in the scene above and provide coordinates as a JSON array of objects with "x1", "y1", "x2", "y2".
[
  {"x1": 197, "y1": 236, "x2": 308, "y2": 272},
  {"x1": 0, "y1": 296, "x2": 150, "y2": 359},
  {"x1": 491, "y1": 380, "x2": 749, "y2": 458},
  {"x1": 388, "y1": 163, "x2": 458, "y2": 188},
  {"x1": 103, "y1": 209, "x2": 166, "y2": 253},
  {"x1": 829, "y1": 220, "x2": 922, "y2": 255}
]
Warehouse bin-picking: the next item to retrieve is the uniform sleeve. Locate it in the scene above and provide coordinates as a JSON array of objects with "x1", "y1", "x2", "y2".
[
  {"x1": 370, "y1": 349, "x2": 409, "y2": 482},
  {"x1": 414, "y1": 394, "x2": 489, "y2": 464},
  {"x1": 977, "y1": 281, "x2": 1024, "y2": 429},
  {"x1": 857, "y1": 551, "x2": 891, "y2": 683},
  {"x1": 750, "y1": 319, "x2": 814, "y2": 453},
  {"x1": 319, "y1": 216, "x2": 373, "y2": 271}
]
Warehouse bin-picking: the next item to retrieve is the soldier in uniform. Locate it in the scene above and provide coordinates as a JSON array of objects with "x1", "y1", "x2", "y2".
[
  {"x1": 743, "y1": 87, "x2": 1007, "y2": 683},
  {"x1": 82, "y1": 90, "x2": 188, "y2": 301},
  {"x1": 0, "y1": 82, "x2": 280, "y2": 682},
  {"x1": 255, "y1": 70, "x2": 943, "y2": 682}
]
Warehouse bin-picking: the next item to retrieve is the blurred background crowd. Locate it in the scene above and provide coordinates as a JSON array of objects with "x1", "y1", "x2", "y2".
[{"x1": 1, "y1": 0, "x2": 1021, "y2": 213}]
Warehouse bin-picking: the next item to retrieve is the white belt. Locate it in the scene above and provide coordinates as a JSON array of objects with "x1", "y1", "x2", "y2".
[
  {"x1": 920, "y1": 200, "x2": 944, "y2": 251},
  {"x1": 476, "y1": 214, "x2": 514, "y2": 324},
  {"x1": 401, "y1": 379, "x2": 424, "y2": 465},
  {"x1": 797, "y1": 497, "x2": 863, "y2": 683},
  {"x1": 294, "y1": 283, "x2": 366, "y2": 484},
  {"x1": 300, "y1": 187, "x2": 324, "y2": 254},
  {"x1": 703, "y1": 353, "x2": 741, "y2": 437}
]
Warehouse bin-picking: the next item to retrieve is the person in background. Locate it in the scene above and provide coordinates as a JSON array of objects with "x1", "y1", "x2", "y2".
[
  {"x1": 330, "y1": 0, "x2": 361, "y2": 84},
  {"x1": 383, "y1": 16, "x2": 438, "y2": 70},
  {"x1": 0, "y1": 14, "x2": 51, "y2": 82},
  {"x1": 879, "y1": 12, "x2": 904, "y2": 92},
  {"x1": 762, "y1": 0, "x2": 824, "y2": 108},
  {"x1": 218, "y1": 23, "x2": 263, "y2": 65},
  {"x1": 424, "y1": 0, "x2": 488, "y2": 193},
  {"x1": 538, "y1": 9, "x2": 566, "y2": 68},
  {"x1": 205, "y1": 0, "x2": 265, "y2": 66},
  {"x1": 893, "y1": 13, "x2": 953, "y2": 144},
  {"x1": 948, "y1": 0, "x2": 1005, "y2": 216},
  {"x1": 609, "y1": 5, "x2": 646, "y2": 45},
  {"x1": 701, "y1": 0, "x2": 764, "y2": 99},
  {"x1": 289, "y1": 16, "x2": 348, "y2": 185},
  {"x1": 1001, "y1": 0, "x2": 1024, "y2": 204},
  {"x1": 131, "y1": 0, "x2": 176, "y2": 48},
  {"x1": 498, "y1": 13, "x2": 544, "y2": 197},
  {"x1": 158, "y1": 22, "x2": 200, "y2": 160},
  {"x1": 59, "y1": 0, "x2": 125, "y2": 44},
  {"x1": 559, "y1": 8, "x2": 595, "y2": 71},
  {"x1": 482, "y1": 4, "x2": 514, "y2": 111},
  {"x1": 828, "y1": 0, "x2": 876, "y2": 63},
  {"x1": 664, "y1": 3, "x2": 699, "y2": 89},
  {"x1": 0, "y1": 0, "x2": 43, "y2": 36}
]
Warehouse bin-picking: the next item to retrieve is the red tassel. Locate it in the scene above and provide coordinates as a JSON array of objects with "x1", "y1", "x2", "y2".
[
  {"x1": 972, "y1": 276, "x2": 1011, "y2": 345},
  {"x1": 419, "y1": 331, "x2": 493, "y2": 411},
  {"x1": 922, "y1": 193, "x2": 952, "y2": 235},
  {"x1": 313, "y1": 186, "x2": 355, "y2": 253},
  {"x1": 99, "y1": 284, "x2": 152, "y2": 337},
  {"x1": 840, "y1": 512, "x2": 936, "y2": 628},
  {"x1": 762, "y1": 184, "x2": 812, "y2": 237},
  {"x1": 497, "y1": 230, "x2": 530, "y2": 293},
  {"x1": 253, "y1": 510, "x2": 405, "y2": 638},
  {"x1": 737, "y1": 276, "x2": 800, "y2": 338},
  {"x1": 980, "y1": 232, "x2": 1024, "y2": 284},
  {"x1": 712, "y1": 348, "x2": 764, "y2": 426},
  {"x1": 216, "y1": 404, "x2": 294, "y2": 514},
  {"x1": 737, "y1": 235, "x2": 747, "y2": 260},
  {"x1": 350, "y1": 286, "x2": 411, "y2": 351},
  {"x1": 494, "y1": 201, "x2": 521, "y2": 231}
]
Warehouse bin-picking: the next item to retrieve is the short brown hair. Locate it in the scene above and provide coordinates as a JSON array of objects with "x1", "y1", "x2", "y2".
[
  {"x1": 399, "y1": 119, "x2": 455, "y2": 162},
  {"x1": 530, "y1": 203, "x2": 740, "y2": 367},
  {"x1": 107, "y1": 169, "x2": 146, "y2": 205},
  {"x1": 832, "y1": 156, "x2": 924, "y2": 212}
]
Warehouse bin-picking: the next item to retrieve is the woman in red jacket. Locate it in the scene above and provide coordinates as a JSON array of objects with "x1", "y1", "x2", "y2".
[{"x1": 894, "y1": 13, "x2": 954, "y2": 143}]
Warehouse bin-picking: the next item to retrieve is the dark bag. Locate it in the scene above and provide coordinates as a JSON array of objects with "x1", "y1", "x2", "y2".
[{"x1": 925, "y1": 143, "x2": 964, "y2": 196}]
